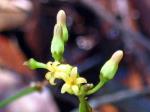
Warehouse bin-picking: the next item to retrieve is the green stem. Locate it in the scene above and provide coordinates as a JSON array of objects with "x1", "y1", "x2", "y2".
[
  {"x1": 24, "y1": 58, "x2": 47, "y2": 70},
  {"x1": 86, "y1": 80, "x2": 105, "y2": 95},
  {"x1": 0, "y1": 86, "x2": 41, "y2": 108},
  {"x1": 35, "y1": 62, "x2": 47, "y2": 69},
  {"x1": 79, "y1": 96, "x2": 92, "y2": 112}
]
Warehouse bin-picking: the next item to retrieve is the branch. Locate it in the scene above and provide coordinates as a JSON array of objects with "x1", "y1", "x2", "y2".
[{"x1": 0, "y1": 81, "x2": 48, "y2": 108}]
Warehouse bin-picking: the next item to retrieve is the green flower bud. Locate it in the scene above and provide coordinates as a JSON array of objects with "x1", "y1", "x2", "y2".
[
  {"x1": 24, "y1": 58, "x2": 46, "y2": 69},
  {"x1": 62, "y1": 25, "x2": 68, "y2": 43},
  {"x1": 51, "y1": 24, "x2": 64, "y2": 61},
  {"x1": 57, "y1": 10, "x2": 68, "y2": 43},
  {"x1": 100, "y1": 50, "x2": 123, "y2": 82}
]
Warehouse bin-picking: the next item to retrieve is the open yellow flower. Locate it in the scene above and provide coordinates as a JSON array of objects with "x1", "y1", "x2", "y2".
[
  {"x1": 45, "y1": 61, "x2": 60, "y2": 85},
  {"x1": 45, "y1": 61, "x2": 72, "y2": 85},
  {"x1": 61, "y1": 67, "x2": 87, "y2": 95}
]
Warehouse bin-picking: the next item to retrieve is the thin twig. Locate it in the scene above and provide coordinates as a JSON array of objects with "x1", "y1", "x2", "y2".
[{"x1": 0, "y1": 80, "x2": 48, "y2": 108}]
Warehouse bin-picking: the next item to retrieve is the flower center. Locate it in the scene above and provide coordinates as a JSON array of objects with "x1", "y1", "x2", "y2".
[{"x1": 67, "y1": 77, "x2": 76, "y2": 85}]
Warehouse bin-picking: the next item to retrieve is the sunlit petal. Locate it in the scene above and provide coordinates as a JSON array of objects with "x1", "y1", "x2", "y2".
[
  {"x1": 53, "y1": 61, "x2": 60, "y2": 66},
  {"x1": 49, "y1": 77, "x2": 56, "y2": 85},
  {"x1": 46, "y1": 62, "x2": 52, "y2": 70},
  {"x1": 72, "y1": 85, "x2": 79, "y2": 95},
  {"x1": 76, "y1": 77, "x2": 87, "y2": 84},
  {"x1": 55, "y1": 72, "x2": 68, "y2": 80},
  {"x1": 58, "y1": 64, "x2": 72, "y2": 72},
  {"x1": 45, "y1": 72, "x2": 52, "y2": 80},
  {"x1": 47, "y1": 61, "x2": 52, "y2": 65},
  {"x1": 47, "y1": 66, "x2": 53, "y2": 71},
  {"x1": 61, "y1": 84, "x2": 70, "y2": 93},
  {"x1": 70, "y1": 67, "x2": 78, "y2": 77}
]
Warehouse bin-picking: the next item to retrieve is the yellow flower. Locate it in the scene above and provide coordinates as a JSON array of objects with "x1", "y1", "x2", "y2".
[
  {"x1": 61, "y1": 67, "x2": 87, "y2": 95},
  {"x1": 45, "y1": 61, "x2": 72, "y2": 85}
]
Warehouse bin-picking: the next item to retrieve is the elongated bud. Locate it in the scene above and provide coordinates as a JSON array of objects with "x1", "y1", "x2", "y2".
[
  {"x1": 100, "y1": 50, "x2": 123, "y2": 82},
  {"x1": 51, "y1": 24, "x2": 64, "y2": 61},
  {"x1": 53, "y1": 24, "x2": 63, "y2": 39},
  {"x1": 56, "y1": 10, "x2": 68, "y2": 43},
  {"x1": 24, "y1": 58, "x2": 46, "y2": 69}
]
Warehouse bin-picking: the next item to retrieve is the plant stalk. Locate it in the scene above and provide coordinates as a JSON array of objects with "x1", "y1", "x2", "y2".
[
  {"x1": 79, "y1": 96, "x2": 92, "y2": 112},
  {"x1": 86, "y1": 80, "x2": 105, "y2": 95},
  {"x1": 0, "y1": 86, "x2": 41, "y2": 108}
]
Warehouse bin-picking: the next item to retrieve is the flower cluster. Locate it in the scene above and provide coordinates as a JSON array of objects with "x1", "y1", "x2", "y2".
[
  {"x1": 24, "y1": 9, "x2": 124, "y2": 112},
  {"x1": 45, "y1": 61, "x2": 87, "y2": 95}
]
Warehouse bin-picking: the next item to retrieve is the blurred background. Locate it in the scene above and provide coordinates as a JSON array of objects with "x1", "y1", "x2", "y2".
[{"x1": 1, "y1": 0, "x2": 150, "y2": 112}]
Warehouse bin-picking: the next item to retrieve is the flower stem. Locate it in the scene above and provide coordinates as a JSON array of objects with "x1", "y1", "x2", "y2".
[
  {"x1": 86, "y1": 80, "x2": 105, "y2": 95},
  {"x1": 79, "y1": 96, "x2": 92, "y2": 112},
  {"x1": 24, "y1": 58, "x2": 47, "y2": 70},
  {"x1": 0, "y1": 85, "x2": 41, "y2": 108}
]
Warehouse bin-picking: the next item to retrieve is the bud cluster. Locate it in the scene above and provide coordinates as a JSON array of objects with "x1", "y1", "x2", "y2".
[{"x1": 51, "y1": 10, "x2": 68, "y2": 61}]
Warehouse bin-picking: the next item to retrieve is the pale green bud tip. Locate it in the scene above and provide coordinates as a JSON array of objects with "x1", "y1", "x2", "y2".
[
  {"x1": 56, "y1": 10, "x2": 68, "y2": 43},
  {"x1": 100, "y1": 50, "x2": 123, "y2": 82},
  {"x1": 24, "y1": 58, "x2": 46, "y2": 69},
  {"x1": 53, "y1": 24, "x2": 62, "y2": 37},
  {"x1": 57, "y1": 10, "x2": 66, "y2": 25},
  {"x1": 111, "y1": 50, "x2": 123, "y2": 64}
]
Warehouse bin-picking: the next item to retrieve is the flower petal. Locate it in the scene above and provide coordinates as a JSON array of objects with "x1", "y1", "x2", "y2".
[
  {"x1": 53, "y1": 61, "x2": 60, "y2": 66},
  {"x1": 61, "y1": 84, "x2": 70, "y2": 94},
  {"x1": 46, "y1": 62, "x2": 52, "y2": 70},
  {"x1": 72, "y1": 85, "x2": 79, "y2": 95},
  {"x1": 47, "y1": 66, "x2": 53, "y2": 72},
  {"x1": 45, "y1": 72, "x2": 52, "y2": 80},
  {"x1": 47, "y1": 61, "x2": 52, "y2": 65},
  {"x1": 58, "y1": 64, "x2": 72, "y2": 71},
  {"x1": 70, "y1": 67, "x2": 78, "y2": 77},
  {"x1": 55, "y1": 72, "x2": 68, "y2": 80},
  {"x1": 76, "y1": 77, "x2": 87, "y2": 84},
  {"x1": 49, "y1": 77, "x2": 56, "y2": 85}
]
